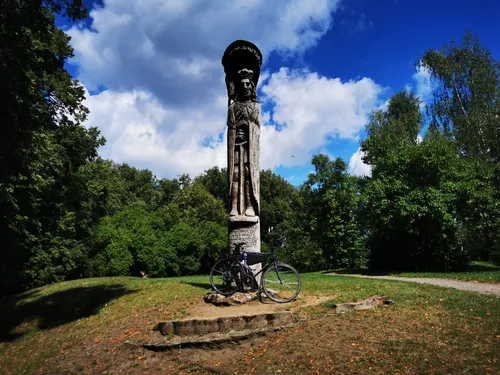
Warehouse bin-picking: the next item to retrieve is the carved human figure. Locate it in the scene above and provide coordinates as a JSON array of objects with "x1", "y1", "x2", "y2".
[{"x1": 227, "y1": 69, "x2": 260, "y2": 217}]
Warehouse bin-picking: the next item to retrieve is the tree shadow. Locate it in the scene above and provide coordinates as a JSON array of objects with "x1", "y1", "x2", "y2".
[
  {"x1": 322, "y1": 268, "x2": 392, "y2": 276},
  {"x1": 181, "y1": 281, "x2": 213, "y2": 291},
  {"x1": 466, "y1": 262, "x2": 500, "y2": 272},
  {"x1": 0, "y1": 284, "x2": 135, "y2": 342}
]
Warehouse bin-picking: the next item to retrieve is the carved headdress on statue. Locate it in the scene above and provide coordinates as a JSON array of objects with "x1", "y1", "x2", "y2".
[{"x1": 222, "y1": 40, "x2": 262, "y2": 106}]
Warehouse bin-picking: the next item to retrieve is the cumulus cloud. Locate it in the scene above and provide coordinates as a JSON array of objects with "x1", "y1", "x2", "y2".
[
  {"x1": 84, "y1": 69, "x2": 383, "y2": 178},
  {"x1": 85, "y1": 88, "x2": 228, "y2": 177},
  {"x1": 412, "y1": 65, "x2": 436, "y2": 105},
  {"x1": 68, "y1": 0, "x2": 341, "y2": 106},
  {"x1": 348, "y1": 147, "x2": 371, "y2": 177},
  {"x1": 71, "y1": 0, "x2": 385, "y2": 179},
  {"x1": 260, "y1": 68, "x2": 383, "y2": 169}
]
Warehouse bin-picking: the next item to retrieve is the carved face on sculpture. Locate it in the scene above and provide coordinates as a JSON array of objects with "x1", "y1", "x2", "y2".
[
  {"x1": 240, "y1": 79, "x2": 252, "y2": 99},
  {"x1": 235, "y1": 69, "x2": 256, "y2": 101}
]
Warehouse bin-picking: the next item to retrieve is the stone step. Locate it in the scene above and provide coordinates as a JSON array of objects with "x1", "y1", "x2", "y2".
[
  {"x1": 154, "y1": 311, "x2": 294, "y2": 336},
  {"x1": 131, "y1": 312, "x2": 296, "y2": 351},
  {"x1": 142, "y1": 325, "x2": 292, "y2": 351}
]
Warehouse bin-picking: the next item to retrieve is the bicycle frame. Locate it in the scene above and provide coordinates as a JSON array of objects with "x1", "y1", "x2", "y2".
[{"x1": 235, "y1": 250, "x2": 284, "y2": 288}]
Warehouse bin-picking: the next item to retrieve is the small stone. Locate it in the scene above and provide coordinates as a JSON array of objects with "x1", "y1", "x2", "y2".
[
  {"x1": 204, "y1": 291, "x2": 259, "y2": 306},
  {"x1": 122, "y1": 340, "x2": 139, "y2": 349},
  {"x1": 333, "y1": 296, "x2": 389, "y2": 314},
  {"x1": 204, "y1": 292, "x2": 230, "y2": 306},
  {"x1": 228, "y1": 292, "x2": 258, "y2": 305}
]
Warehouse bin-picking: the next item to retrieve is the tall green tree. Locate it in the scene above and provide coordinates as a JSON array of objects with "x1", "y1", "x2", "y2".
[
  {"x1": 420, "y1": 30, "x2": 500, "y2": 161},
  {"x1": 193, "y1": 166, "x2": 228, "y2": 207},
  {"x1": 301, "y1": 155, "x2": 366, "y2": 269},
  {"x1": 361, "y1": 90, "x2": 422, "y2": 173},
  {"x1": 0, "y1": 0, "x2": 105, "y2": 293},
  {"x1": 364, "y1": 132, "x2": 480, "y2": 271},
  {"x1": 259, "y1": 170, "x2": 295, "y2": 249},
  {"x1": 420, "y1": 31, "x2": 500, "y2": 263}
]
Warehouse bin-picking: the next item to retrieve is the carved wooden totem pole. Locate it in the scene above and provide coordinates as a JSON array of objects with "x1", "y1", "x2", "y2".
[{"x1": 222, "y1": 40, "x2": 262, "y2": 261}]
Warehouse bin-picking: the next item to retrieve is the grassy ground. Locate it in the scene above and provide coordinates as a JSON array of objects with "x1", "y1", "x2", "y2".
[
  {"x1": 1, "y1": 273, "x2": 499, "y2": 374},
  {"x1": 390, "y1": 261, "x2": 500, "y2": 283},
  {"x1": 333, "y1": 261, "x2": 500, "y2": 283}
]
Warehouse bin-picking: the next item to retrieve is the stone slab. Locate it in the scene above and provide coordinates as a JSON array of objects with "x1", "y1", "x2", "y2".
[
  {"x1": 333, "y1": 296, "x2": 393, "y2": 314},
  {"x1": 153, "y1": 311, "x2": 294, "y2": 337},
  {"x1": 204, "y1": 291, "x2": 259, "y2": 306}
]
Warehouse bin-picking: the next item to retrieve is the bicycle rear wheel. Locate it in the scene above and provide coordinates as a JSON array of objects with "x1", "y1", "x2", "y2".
[
  {"x1": 210, "y1": 258, "x2": 238, "y2": 296},
  {"x1": 262, "y1": 262, "x2": 301, "y2": 303}
]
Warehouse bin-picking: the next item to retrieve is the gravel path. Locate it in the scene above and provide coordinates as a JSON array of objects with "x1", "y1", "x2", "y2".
[{"x1": 327, "y1": 273, "x2": 500, "y2": 296}]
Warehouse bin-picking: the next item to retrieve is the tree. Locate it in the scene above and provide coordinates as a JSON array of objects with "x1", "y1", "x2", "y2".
[
  {"x1": 259, "y1": 170, "x2": 295, "y2": 249},
  {"x1": 361, "y1": 90, "x2": 422, "y2": 172},
  {"x1": 90, "y1": 182, "x2": 227, "y2": 277},
  {"x1": 365, "y1": 133, "x2": 477, "y2": 271},
  {"x1": 193, "y1": 166, "x2": 228, "y2": 207},
  {"x1": 420, "y1": 30, "x2": 500, "y2": 161},
  {"x1": 157, "y1": 178, "x2": 181, "y2": 207},
  {"x1": 420, "y1": 31, "x2": 500, "y2": 263},
  {"x1": 301, "y1": 155, "x2": 366, "y2": 269},
  {"x1": 116, "y1": 164, "x2": 157, "y2": 209},
  {"x1": 0, "y1": 0, "x2": 105, "y2": 293}
]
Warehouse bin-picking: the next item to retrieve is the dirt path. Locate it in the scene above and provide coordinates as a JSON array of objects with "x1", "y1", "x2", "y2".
[
  {"x1": 186, "y1": 294, "x2": 333, "y2": 319},
  {"x1": 328, "y1": 273, "x2": 500, "y2": 296}
]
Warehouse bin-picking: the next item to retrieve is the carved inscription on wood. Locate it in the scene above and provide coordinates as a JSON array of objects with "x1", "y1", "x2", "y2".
[{"x1": 228, "y1": 222, "x2": 260, "y2": 252}]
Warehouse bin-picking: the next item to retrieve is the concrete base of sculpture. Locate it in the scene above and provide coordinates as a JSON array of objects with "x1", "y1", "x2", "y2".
[
  {"x1": 228, "y1": 216, "x2": 260, "y2": 253},
  {"x1": 228, "y1": 217, "x2": 261, "y2": 279}
]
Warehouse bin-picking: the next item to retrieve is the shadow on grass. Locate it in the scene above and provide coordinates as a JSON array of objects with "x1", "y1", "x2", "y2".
[
  {"x1": 322, "y1": 269, "x2": 392, "y2": 276},
  {"x1": 0, "y1": 284, "x2": 135, "y2": 342},
  {"x1": 466, "y1": 262, "x2": 500, "y2": 272},
  {"x1": 181, "y1": 281, "x2": 213, "y2": 291}
]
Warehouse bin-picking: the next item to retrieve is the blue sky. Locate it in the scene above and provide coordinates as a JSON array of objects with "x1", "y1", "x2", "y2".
[{"x1": 60, "y1": 0, "x2": 500, "y2": 185}]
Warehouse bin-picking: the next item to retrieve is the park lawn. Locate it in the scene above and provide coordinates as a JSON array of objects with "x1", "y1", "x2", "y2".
[
  {"x1": 0, "y1": 273, "x2": 498, "y2": 375},
  {"x1": 390, "y1": 261, "x2": 500, "y2": 283}
]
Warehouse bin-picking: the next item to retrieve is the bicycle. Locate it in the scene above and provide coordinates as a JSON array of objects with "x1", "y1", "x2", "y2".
[{"x1": 209, "y1": 243, "x2": 301, "y2": 303}]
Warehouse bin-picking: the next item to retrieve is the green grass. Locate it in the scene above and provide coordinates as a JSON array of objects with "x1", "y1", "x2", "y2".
[
  {"x1": 390, "y1": 261, "x2": 500, "y2": 283},
  {"x1": 1, "y1": 273, "x2": 499, "y2": 374},
  {"x1": 332, "y1": 261, "x2": 500, "y2": 283}
]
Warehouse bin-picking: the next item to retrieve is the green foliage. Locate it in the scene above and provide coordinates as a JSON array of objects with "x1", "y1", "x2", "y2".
[
  {"x1": 420, "y1": 30, "x2": 500, "y2": 161},
  {"x1": 0, "y1": 0, "x2": 102, "y2": 294},
  {"x1": 259, "y1": 170, "x2": 295, "y2": 247},
  {"x1": 361, "y1": 90, "x2": 422, "y2": 171},
  {"x1": 89, "y1": 182, "x2": 227, "y2": 278},
  {"x1": 2, "y1": 11, "x2": 499, "y2": 295},
  {"x1": 364, "y1": 135, "x2": 472, "y2": 270},
  {"x1": 193, "y1": 166, "x2": 228, "y2": 207},
  {"x1": 283, "y1": 155, "x2": 367, "y2": 270}
]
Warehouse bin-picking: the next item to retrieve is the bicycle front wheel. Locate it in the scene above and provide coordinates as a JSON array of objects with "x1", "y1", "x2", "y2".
[
  {"x1": 262, "y1": 262, "x2": 301, "y2": 303},
  {"x1": 210, "y1": 258, "x2": 238, "y2": 296}
]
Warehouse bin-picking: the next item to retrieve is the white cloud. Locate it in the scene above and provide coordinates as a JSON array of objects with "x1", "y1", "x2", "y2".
[
  {"x1": 72, "y1": 0, "x2": 385, "y2": 179},
  {"x1": 85, "y1": 89, "x2": 228, "y2": 178},
  {"x1": 68, "y1": 0, "x2": 341, "y2": 106},
  {"x1": 412, "y1": 65, "x2": 436, "y2": 105},
  {"x1": 260, "y1": 68, "x2": 383, "y2": 169},
  {"x1": 84, "y1": 69, "x2": 384, "y2": 179},
  {"x1": 348, "y1": 147, "x2": 371, "y2": 177}
]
